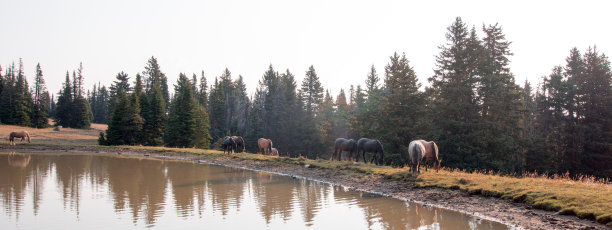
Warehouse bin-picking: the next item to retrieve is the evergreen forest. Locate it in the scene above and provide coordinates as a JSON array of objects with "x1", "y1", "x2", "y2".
[{"x1": 2, "y1": 17, "x2": 610, "y2": 178}]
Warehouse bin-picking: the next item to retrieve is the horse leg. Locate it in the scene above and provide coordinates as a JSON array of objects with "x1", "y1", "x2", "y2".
[{"x1": 362, "y1": 150, "x2": 367, "y2": 163}]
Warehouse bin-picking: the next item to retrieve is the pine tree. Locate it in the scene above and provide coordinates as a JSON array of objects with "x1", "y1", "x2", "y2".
[
  {"x1": 0, "y1": 64, "x2": 16, "y2": 124},
  {"x1": 233, "y1": 75, "x2": 250, "y2": 136},
  {"x1": 105, "y1": 91, "x2": 142, "y2": 145},
  {"x1": 476, "y1": 24, "x2": 523, "y2": 172},
  {"x1": 298, "y1": 65, "x2": 324, "y2": 158},
  {"x1": 108, "y1": 72, "x2": 131, "y2": 121},
  {"x1": 95, "y1": 84, "x2": 109, "y2": 124},
  {"x1": 260, "y1": 65, "x2": 281, "y2": 141},
  {"x1": 299, "y1": 65, "x2": 324, "y2": 116},
  {"x1": 165, "y1": 73, "x2": 208, "y2": 147},
  {"x1": 13, "y1": 59, "x2": 32, "y2": 126},
  {"x1": 142, "y1": 56, "x2": 169, "y2": 109},
  {"x1": 277, "y1": 69, "x2": 302, "y2": 156},
  {"x1": 55, "y1": 72, "x2": 73, "y2": 127},
  {"x1": 578, "y1": 47, "x2": 612, "y2": 177},
  {"x1": 380, "y1": 52, "x2": 425, "y2": 159},
  {"x1": 317, "y1": 90, "x2": 335, "y2": 159},
  {"x1": 133, "y1": 74, "x2": 145, "y2": 143},
  {"x1": 31, "y1": 63, "x2": 49, "y2": 128},
  {"x1": 70, "y1": 64, "x2": 91, "y2": 129},
  {"x1": 198, "y1": 70, "x2": 208, "y2": 108},
  {"x1": 246, "y1": 89, "x2": 265, "y2": 152},
  {"x1": 209, "y1": 77, "x2": 226, "y2": 141},
  {"x1": 142, "y1": 75, "x2": 166, "y2": 146},
  {"x1": 429, "y1": 17, "x2": 483, "y2": 170}
]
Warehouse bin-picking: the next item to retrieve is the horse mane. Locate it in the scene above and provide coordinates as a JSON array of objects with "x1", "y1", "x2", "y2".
[{"x1": 376, "y1": 140, "x2": 384, "y2": 152}]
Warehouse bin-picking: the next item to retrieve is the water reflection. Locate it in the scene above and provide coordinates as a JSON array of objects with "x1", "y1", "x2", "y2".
[{"x1": 0, "y1": 152, "x2": 508, "y2": 229}]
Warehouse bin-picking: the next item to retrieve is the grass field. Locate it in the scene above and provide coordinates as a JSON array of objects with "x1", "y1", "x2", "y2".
[{"x1": 1, "y1": 122, "x2": 610, "y2": 226}]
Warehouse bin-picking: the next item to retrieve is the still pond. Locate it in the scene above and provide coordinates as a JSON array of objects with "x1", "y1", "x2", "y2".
[{"x1": 0, "y1": 152, "x2": 510, "y2": 229}]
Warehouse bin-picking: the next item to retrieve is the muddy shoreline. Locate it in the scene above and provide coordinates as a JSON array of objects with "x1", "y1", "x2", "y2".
[{"x1": 1, "y1": 145, "x2": 607, "y2": 230}]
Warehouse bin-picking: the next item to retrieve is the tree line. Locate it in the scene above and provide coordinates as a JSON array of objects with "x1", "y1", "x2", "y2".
[{"x1": 2, "y1": 17, "x2": 610, "y2": 178}]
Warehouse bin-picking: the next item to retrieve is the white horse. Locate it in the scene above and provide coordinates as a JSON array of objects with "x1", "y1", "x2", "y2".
[{"x1": 408, "y1": 140, "x2": 425, "y2": 176}]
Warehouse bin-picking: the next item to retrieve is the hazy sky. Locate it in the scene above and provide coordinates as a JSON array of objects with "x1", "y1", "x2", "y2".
[{"x1": 1, "y1": 0, "x2": 611, "y2": 97}]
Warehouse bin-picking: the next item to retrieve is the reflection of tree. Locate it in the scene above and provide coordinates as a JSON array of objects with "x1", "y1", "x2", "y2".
[
  {"x1": 294, "y1": 179, "x2": 329, "y2": 225},
  {"x1": 105, "y1": 157, "x2": 167, "y2": 226},
  {"x1": 165, "y1": 161, "x2": 210, "y2": 218},
  {"x1": 53, "y1": 154, "x2": 92, "y2": 217},
  {"x1": 30, "y1": 154, "x2": 51, "y2": 216},
  {"x1": 206, "y1": 166, "x2": 247, "y2": 216},
  {"x1": 252, "y1": 172, "x2": 295, "y2": 224},
  {"x1": 0, "y1": 153, "x2": 32, "y2": 220}
]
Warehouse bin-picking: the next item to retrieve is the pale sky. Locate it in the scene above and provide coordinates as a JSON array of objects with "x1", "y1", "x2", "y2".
[{"x1": 1, "y1": 0, "x2": 611, "y2": 98}]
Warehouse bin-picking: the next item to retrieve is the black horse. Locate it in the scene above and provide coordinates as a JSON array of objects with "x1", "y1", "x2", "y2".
[
  {"x1": 231, "y1": 136, "x2": 246, "y2": 153},
  {"x1": 332, "y1": 138, "x2": 358, "y2": 161},
  {"x1": 356, "y1": 138, "x2": 384, "y2": 165},
  {"x1": 223, "y1": 136, "x2": 236, "y2": 154}
]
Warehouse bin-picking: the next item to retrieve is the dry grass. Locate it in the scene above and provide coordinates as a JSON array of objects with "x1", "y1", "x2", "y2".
[
  {"x1": 0, "y1": 120, "x2": 106, "y2": 146},
  {"x1": 416, "y1": 168, "x2": 612, "y2": 225}
]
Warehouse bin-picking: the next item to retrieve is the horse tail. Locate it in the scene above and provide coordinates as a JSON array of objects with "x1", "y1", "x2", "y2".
[{"x1": 432, "y1": 141, "x2": 440, "y2": 170}]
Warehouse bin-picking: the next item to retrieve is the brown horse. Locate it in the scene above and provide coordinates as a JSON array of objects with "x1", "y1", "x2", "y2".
[
  {"x1": 332, "y1": 138, "x2": 358, "y2": 161},
  {"x1": 270, "y1": 148, "x2": 279, "y2": 156},
  {"x1": 9, "y1": 131, "x2": 31, "y2": 145},
  {"x1": 257, "y1": 138, "x2": 273, "y2": 155},
  {"x1": 231, "y1": 136, "x2": 246, "y2": 153},
  {"x1": 415, "y1": 140, "x2": 441, "y2": 172}
]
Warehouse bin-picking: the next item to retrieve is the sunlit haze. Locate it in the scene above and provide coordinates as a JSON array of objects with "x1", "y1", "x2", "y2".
[{"x1": 1, "y1": 0, "x2": 610, "y2": 96}]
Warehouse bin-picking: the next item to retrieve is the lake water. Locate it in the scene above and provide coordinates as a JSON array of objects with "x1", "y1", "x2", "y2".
[{"x1": 0, "y1": 152, "x2": 509, "y2": 229}]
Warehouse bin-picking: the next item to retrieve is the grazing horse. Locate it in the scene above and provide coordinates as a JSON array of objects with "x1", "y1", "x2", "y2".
[
  {"x1": 231, "y1": 136, "x2": 246, "y2": 153},
  {"x1": 356, "y1": 138, "x2": 384, "y2": 165},
  {"x1": 332, "y1": 138, "x2": 358, "y2": 161},
  {"x1": 9, "y1": 131, "x2": 31, "y2": 145},
  {"x1": 408, "y1": 140, "x2": 425, "y2": 176},
  {"x1": 257, "y1": 138, "x2": 273, "y2": 155},
  {"x1": 222, "y1": 136, "x2": 236, "y2": 154},
  {"x1": 416, "y1": 140, "x2": 441, "y2": 172},
  {"x1": 270, "y1": 148, "x2": 279, "y2": 156}
]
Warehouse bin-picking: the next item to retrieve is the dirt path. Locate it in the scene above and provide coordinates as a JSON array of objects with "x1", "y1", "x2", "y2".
[{"x1": 1, "y1": 145, "x2": 607, "y2": 230}]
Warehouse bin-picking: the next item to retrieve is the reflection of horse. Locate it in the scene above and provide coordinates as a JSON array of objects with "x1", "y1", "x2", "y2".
[
  {"x1": 257, "y1": 138, "x2": 273, "y2": 155},
  {"x1": 332, "y1": 138, "x2": 357, "y2": 161},
  {"x1": 415, "y1": 140, "x2": 440, "y2": 172},
  {"x1": 356, "y1": 138, "x2": 384, "y2": 165},
  {"x1": 8, "y1": 153, "x2": 31, "y2": 168},
  {"x1": 231, "y1": 136, "x2": 246, "y2": 153},
  {"x1": 9, "y1": 131, "x2": 31, "y2": 145},
  {"x1": 223, "y1": 136, "x2": 235, "y2": 154},
  {"x1": 270, "y1": 148, "x2": 279, "y2": 156},
  {"x1": 408, "y1": 140, "x2": 425, "y2": 176}
]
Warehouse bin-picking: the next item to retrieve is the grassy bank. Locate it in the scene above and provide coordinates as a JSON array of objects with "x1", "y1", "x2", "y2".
[{"x1": 1, "y1": 123, "x2": 610, "y2": 226}]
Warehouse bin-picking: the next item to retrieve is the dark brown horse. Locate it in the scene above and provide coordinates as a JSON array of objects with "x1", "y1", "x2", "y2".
[
  {"x1": 332, "y1": 138, "x2": 358, "y2": 161},
  {"x1": 231, "y1": 136, "x2": 246, "y2": 153},
  {"x1": 9, "y1": 131, "x2": 30, "y2": 145},
  {"x1": 356, "y1": 138, "x2": 384, "y2": 165},
  {"x1": 257, "y1": 138, "x2": 273, "y2": 155},
  {"x1": 222, "y1": 136, "x2": 235, "y2": 154},
  {"x1": 416, "y1": 140, "x2": 440, "y2": 172}
]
